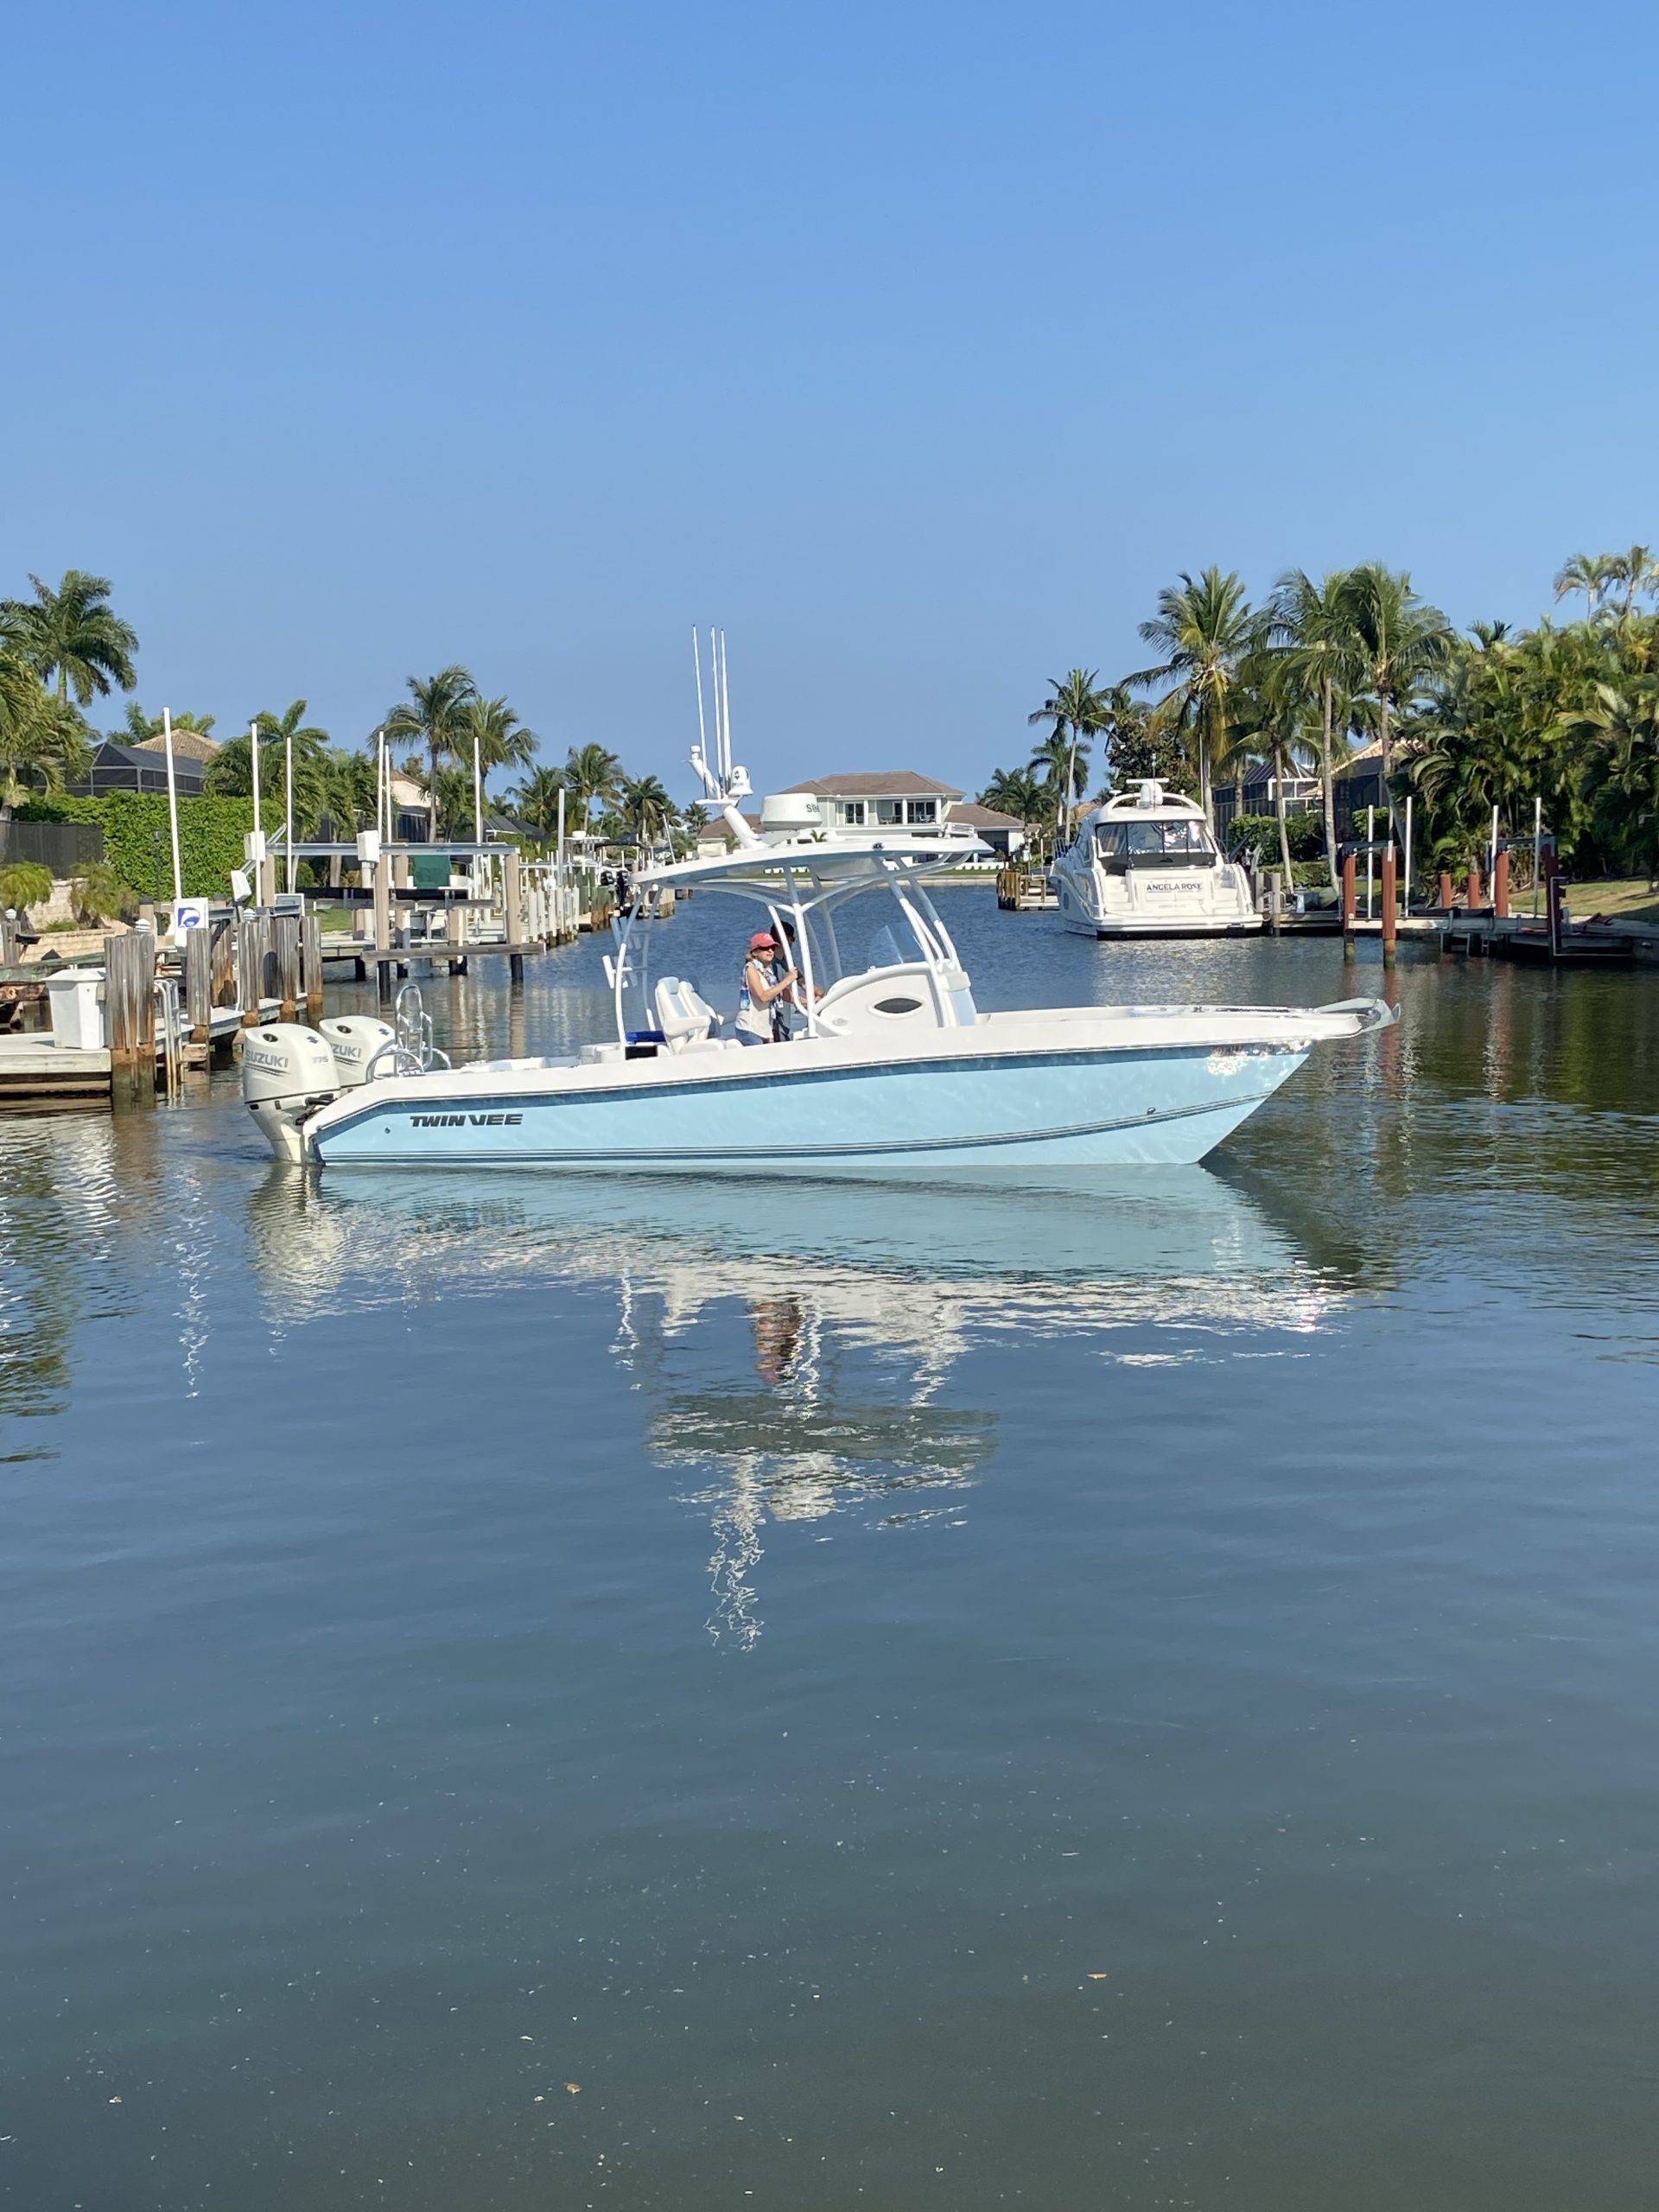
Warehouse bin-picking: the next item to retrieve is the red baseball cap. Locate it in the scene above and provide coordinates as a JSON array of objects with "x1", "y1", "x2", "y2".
[{"x1": 749, "y1": 931, "x2": 778, "y2": 950}]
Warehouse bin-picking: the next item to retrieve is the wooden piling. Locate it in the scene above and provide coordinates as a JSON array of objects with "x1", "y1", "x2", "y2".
[
  {"x1": 271, "y1": 916, "x2": 302, "y2": 1019},
  {"x1": 504, "y1": 851, "x2": 525, "y2": 983},
  {"x1": 211, "y1": 918, "x2": 237, "y2": 1009},
  {"x1": 301, "y1": 908, "x2": 323, "y2": 1020},
  {"x1": 184, "y1": 927, "x2": 213, "y2": 1042},
  {"x1": 1466, "y1": 863, "x2": 1483, "y2": 910},
  {"x1": 236, "y1": 914, "x2": 268, "y2": 1025},
  {"x1": 372, "y1": 858, "x2": 391, "y2": 982},
  {"x1": 1381, "y1": 842, "x2": 1398, "y2": 965},
  {"x1": 1493, "y1": 849, "x2": 1510, "y2": 919},
  {"x1": 1341, "y1": 850, "x2": 1357, "y2": 957},
  {"x1": 1439, "y1": 869, "x2": 1454, "y2": 911},
  {"x1": 106, "y1": 930, "x2": 156, "y2": 1088}
]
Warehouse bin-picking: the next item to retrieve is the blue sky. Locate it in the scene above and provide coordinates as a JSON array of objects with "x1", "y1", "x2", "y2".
[{"x1": 4, "y1": 0, "x2": 1656, "y2": 800}]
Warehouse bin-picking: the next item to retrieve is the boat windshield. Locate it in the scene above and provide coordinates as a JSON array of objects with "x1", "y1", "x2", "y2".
[{"x1": 1096, "y1": 817, "x2": 1214, "y2": 859}]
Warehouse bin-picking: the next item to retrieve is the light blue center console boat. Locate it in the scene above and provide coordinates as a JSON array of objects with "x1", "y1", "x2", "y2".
[{"x1": 245, "y1": 704, "x2": 1395, "y2": 1172}]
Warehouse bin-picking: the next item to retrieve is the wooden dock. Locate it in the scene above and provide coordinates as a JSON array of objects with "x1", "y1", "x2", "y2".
[
  {"x1": 0, "y1": 1033, "x2": 113, "y2": 1105},
  {"x1": 317, "y1": 938, "x2": 550, "y2": 986},
  {"x1": 1441, "y1": 914, "x2": 1643, "y2": 965},
  {"x1": 995, "y1": 866, "x2": 1057, "y2": 911}
]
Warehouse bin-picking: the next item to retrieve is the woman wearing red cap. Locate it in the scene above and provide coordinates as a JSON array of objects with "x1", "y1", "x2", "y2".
[{"x1": 734, "y1": 929, "x2": 798, "y2": 1046}]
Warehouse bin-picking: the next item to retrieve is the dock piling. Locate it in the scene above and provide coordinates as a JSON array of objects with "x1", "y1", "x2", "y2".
[
  {"x1": 1493, "y1": 850, "x2": 1511, "y2": 920},
  {"x1": 184, "y1": 927, "x2": 213, "y2": 1043},
  {"x1": 301, "y1": 909, "x2": 323, "y2": 1021},
  {"x1": 107, "y1": 930, "x2": 157, "y2": 1090},
  {"x1": 1381, "y1": 842, "x2": 1398, "y2": 966},
  {"x1": 272, "y1": 915, "x2": 302, "y2": 1020},
  {"x1": 1341, "y1": 851, "x2": 1357, "y2": 957},
  {"x1": 504, "y1": 851, "x2": 525, "y2": 983}
]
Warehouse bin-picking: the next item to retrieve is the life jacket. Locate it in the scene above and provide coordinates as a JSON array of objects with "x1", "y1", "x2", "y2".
[{"x1": 734, "y1": 959, "x2": 771, "y2": 1039}]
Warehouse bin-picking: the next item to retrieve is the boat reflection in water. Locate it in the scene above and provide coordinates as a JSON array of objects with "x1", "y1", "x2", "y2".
[{"x1": 245, "y1": 1167, "x2": 1360, "y2": 1644}]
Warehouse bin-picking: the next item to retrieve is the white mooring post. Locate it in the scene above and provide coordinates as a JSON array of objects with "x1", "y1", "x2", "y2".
[
  {"x1": 162, "y1": 708, "x2": 184, "y2": 910},
  {"x1": 1365, "y1": 804, "x2": 1375, "y2": 922}
]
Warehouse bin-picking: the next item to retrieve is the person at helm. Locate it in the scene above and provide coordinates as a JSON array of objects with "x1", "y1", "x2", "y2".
[{"x1": 734, "y1": 930, "x2": 798, "y2": 1046}]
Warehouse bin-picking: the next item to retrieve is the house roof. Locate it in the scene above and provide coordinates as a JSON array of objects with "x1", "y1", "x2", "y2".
[
  {"x1": 134, "y1": 729, "x2": 221, "y2": 763},
  {"x1": 947, "y1": 802, "x2": 1025, "y2": 830},
  {"x1": 779, "y1": 772, "x2": 963, "y2": 799},
  {"x1": 88, "y1": 739, "x2": 207, "y2": 776}
]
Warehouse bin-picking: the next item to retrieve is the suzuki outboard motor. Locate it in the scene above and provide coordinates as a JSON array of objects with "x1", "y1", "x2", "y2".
[
  {"x1": 320, "y1": 1015, "x2": 398, "y2": 1087},
  {"x1": 242, "y1": 1025, "x2": 340, "y2": 1162}
]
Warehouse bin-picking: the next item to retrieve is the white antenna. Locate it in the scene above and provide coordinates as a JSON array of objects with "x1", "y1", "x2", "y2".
[
  {"x1": 717, "y1": 627, "x2": 732, "y2": 784},
  {"x1": 692, "y1": 627, "x2": 708, "y2": 768}
]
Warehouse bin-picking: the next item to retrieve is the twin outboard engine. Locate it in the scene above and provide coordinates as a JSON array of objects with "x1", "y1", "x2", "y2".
[
  {"x1": 319, "y1": 1016, "x2": 398, "y2": 1086},
  {"x1": 243, "y1": 1016, "x2": 398, "y2": 1162}
]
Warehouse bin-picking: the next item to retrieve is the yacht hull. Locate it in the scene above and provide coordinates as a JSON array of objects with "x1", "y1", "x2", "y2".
[
  {"x1": 299, "y1": 1026, "x2": 1328, "y2": 1172},
  {"x1": 1058, "y1": 913, "x2": 1264, "y2": 938}
]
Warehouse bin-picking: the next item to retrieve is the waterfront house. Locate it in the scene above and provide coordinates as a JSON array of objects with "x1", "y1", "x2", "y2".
[
  {"x1": 72, "y1": 729, "x2": 219, "y2": 798},
  {"x1": 778, "y1": 771, "x2": 964, "y2": 831},
  {"x1": 691, "y1": 772, "x2": 1022, "y2": 860}
]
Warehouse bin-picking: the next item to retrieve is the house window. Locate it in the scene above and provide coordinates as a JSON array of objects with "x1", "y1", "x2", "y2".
[
  {"x1": 874, "y1": 799, "x2": 902, "y2": 825},
  {"x1": 836, "y1": 799, "x2": 866, "y2": 825},
  {"x1": 906, "y1": 798, "x2": 938, "y2": 823}
]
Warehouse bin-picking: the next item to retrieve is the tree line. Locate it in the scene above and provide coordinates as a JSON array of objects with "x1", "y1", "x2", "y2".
[
  {"x1": 0, "y1": 573, "x2": 703, "y2": 876},
  {"x1": 981, "y1": 550, "x2": 1659, "y2": 885}
]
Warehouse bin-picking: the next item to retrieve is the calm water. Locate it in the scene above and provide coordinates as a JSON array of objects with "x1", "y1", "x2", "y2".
[{"x1": 4, "y1": 891, "x2": 1659, "y2": 2210}]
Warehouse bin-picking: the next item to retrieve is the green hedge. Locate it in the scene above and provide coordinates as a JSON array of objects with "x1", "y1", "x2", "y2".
[
  {"x1": 17, "y1": 794, "x2": 257, "y2": 899},
  {"x1": 1226, "y1": 810, "x2": 1325, "y2": 864}
]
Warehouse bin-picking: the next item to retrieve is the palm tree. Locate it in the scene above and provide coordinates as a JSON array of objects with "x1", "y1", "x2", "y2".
[
  {"x1": 1556, "y1": 678, "x2": 1659, "y2": 884},
  {"x1": 562, "y1": 743, "x2": 623, "y2": 836},
  {"x1": 1605, "y1": 545, "x2": 1659, "y2": 620},
  {"x1": 1242, "y1": 649, "x2": 1319, "y2": 884},
  {"x1": 111, "y1": 702, "x2": 217, "y2": 742},
  {"x1": 1339, "y1": 564, "x2": 1454, "y2": 802},
  {"x1": 458, "y1": 695, "x2": 538, "y2": 830},
  {"x1": 1268, "y1": 569, "x2": 1366, "y2": 882},
  {"x1": 0, "y1": 571, "x2": 138, "y2": 705},
  {"x1": 1124, "y1": 569, "x2": 1257, "y2": 825},
  {"x1": 204, "y1": 700, "x2": 328, "y2": 807},
  {"x1": 1027, "y1": 670, "x2": 1109, "y2": 834},
  {"x1": 616, "y1": 772, "x2": 677, "y2": 856},
  {"x1": 0, "y1": 635, "x2": 92, "y2": 827},
  {"x1": 1027, "y1": 731, "x2": 1088, "y2": 842},
  {"x1": 1553, "y1": 553, "x2": 1613, "y2": 624},
  {"x1": 384, "y1": 665, "x2": 478, "y2": 839},
  {"x1": 980, "y1": 766, "x2": 1046, "y2": 825},
  {"x1": 511, "y1": 764, "x2": 572, "y2": 841},
  {"x1": 0, "y1": 859, "x2": 54, "y2": 918}
]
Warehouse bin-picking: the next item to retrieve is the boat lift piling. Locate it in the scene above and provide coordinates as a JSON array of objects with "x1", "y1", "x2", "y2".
[{"x1": 1343, "y1": 834, "x2": 1401, "y2": 964}]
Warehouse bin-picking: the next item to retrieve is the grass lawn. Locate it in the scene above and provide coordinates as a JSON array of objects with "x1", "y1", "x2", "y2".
[{"x1": 1561, "y1": 878, "x2": 1659, "y2": 925}]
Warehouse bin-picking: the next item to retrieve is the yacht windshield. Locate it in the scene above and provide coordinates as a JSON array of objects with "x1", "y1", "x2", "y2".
[{"x1": 1096, "y1": 817, "x2": 1216, "y2": 866}]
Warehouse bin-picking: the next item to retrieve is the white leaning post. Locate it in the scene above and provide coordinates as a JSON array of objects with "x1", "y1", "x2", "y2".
[{"x1": 162, "y1": 707, "x2": 184, "y2": 910}]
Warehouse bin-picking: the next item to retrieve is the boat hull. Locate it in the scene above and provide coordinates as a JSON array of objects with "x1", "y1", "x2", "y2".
[
  {"x1": 303, "y1": 1036, "x2": 1312, "y2": 1173},
  {"x1": 1059, "y1": 914, "x2": 1264, "y2": 938}
]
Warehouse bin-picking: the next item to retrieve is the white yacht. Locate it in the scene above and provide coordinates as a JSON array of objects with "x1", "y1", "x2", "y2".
[
  {"x1": 1051, "y1": 779, "x2": 1260, "y2": 938},
  {"x1": 244, "y1": 655, "x2": 1387, "y2": 1173}
]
